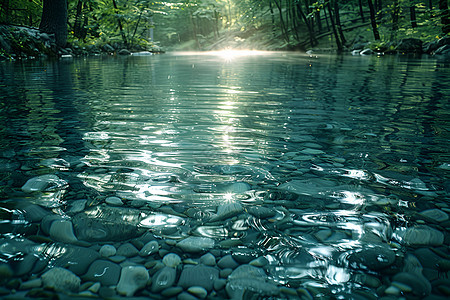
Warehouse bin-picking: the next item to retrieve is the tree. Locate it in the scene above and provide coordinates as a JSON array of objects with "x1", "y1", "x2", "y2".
[
  {"x1": 440, "y1": 0, "x2": 450, "y2": 34},
  {"x1": 40, "y1": 0, "x2": 68, "y2": 47}
]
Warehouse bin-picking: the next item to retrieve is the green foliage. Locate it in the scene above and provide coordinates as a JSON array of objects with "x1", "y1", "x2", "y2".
[{"x1": 0, "y1": 0, "x2": 42, "y2": 27}]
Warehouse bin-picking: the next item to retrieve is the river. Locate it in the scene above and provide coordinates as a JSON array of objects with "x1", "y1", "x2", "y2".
[{"x1": 0, "y1": 51, "x2": 449, "y2": 299}]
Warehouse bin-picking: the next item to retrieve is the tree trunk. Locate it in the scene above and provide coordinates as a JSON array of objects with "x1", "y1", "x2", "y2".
[
  {"x1": 440, "y1": 0, "x2": 450, "y2": 34},
  {"x1": 334, "y1": 0, "x2": 346, "y2": 45},
  {"x1": 391, "y1": 0, "x2": 399, "y2": 40},
  {"x1": 367, "y1": 0, "x2": 380, "y2": 40},
  {"x1": 274, "y1": 0, "x2": 290, "y2": 43},
  {"x1": 112, "y1": 0, "x2": 128, "y2": 47},
  {"x1": 327, "y1": 2, "x2": 342, "y2": 51},
  {"x1": 39, "y1": 0, "x2": 68, "y2": 47},
  {"x1": 296, "y1": 2, "x2": 317, "y2": 46},
  {"x1": 358, "y1": 0, "x2": 365, "y2": 22}
]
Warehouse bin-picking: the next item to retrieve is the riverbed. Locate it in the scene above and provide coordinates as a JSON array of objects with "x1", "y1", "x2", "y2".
[{"x1": 0, "y1": 52, "x2": 449, "y2": 299}]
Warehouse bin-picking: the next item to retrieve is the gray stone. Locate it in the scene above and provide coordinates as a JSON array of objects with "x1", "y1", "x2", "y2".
[
  {"x1": 116, "y1": 243, "x2": 139, "y2": 257},
  {"x1": 247, "y1": 206, "x2": 276, "y2": 219},
  {"x1": 178, "y1": 265, "x2": 219, "y2": 292},
  {"x1": 83, "y1": 260, "x2": 121, "y2": 286},
  {"x1": 200, "y1": 253, "x2": 216, "y2": 266},
  {"x1": 187, "y1": 286, "x2": 208, "y2": 299},
  {"x1": 396, "y1": 38, "x2": 423, "y2": 53},
  {"x1": 139, "y1": 240, "x2": 159, "y2": 256},
  {"x1": 116, "y1": 265, "x2": 149, "y2": 296},
  {"x1": 392, "y1": 272, "x2": 431, "y2": 298},
  {"x1": 51, "y1": 245, "x2": 100, "y2": 275},
  {"x1": 118, "y1": 49, "x2": 131, "y2": 55},
  {"x1": 151, "y1": 266, "x2": 176, "y2": 293},
  {"x1": 210, "y1": 202, "x2": 243, "y2": 221},
  {"x1": 177, "y1": 236, "x2": 215, "y2": 253},
  {"x1": 99, "y1": 244, "x2": 117, "y2": 257},
  {"x1": 163, "y1": 253, "x2": 181, "y2": 268},
  {"x1": 42, "y1": 267, "x2": 80, "y2": 293},
  {"x1": 217, "y1": 255, "x2": 239, "y2": 269},
  {"x1": 161, "y1": 286, "x2": 183, "y2": 297},
  {"x1": 67, "y1": 199, "x2": 87, "y2": 214},
  {"x1": 49, "y1": 220, "x2": 78, "y2": 244},
  {"x1": 21, "y1": 174, "x2": 67, "y2": 193},
  {"x1": 403, "y1": 225, "x2": 444, "y2": 246},
  {"x1": 418, "y1": 209, "x2": 449, "y2": 223},
  {"x1": 105, "y1": 196, "x2": 123, "y2": 206}
]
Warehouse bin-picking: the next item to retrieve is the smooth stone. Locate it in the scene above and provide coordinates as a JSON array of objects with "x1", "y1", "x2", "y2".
[
  {"x1": 83, "y1": 260, "x2": 121, "y2": 286},
  {"x1": 226, "y1": 277, "x2": 279, "y2": 299},
  {"x1": 403, "y1": 225, "x2": 444, "y2": 246},
  {"x1": 177, "y1": 237, "x2": 215, "y2": 253},
  {"x1": 49, "y1": 220, "x2": 78, "y2": 244},
  {"x1": 392, "y1": 272, "x2": 431, "y2": 298},
  {"x1": 210, "y1": 202, "x2": 243, "y2": 222},
  {"x1": 220, "y1": 268, "x2": 233, "y2": 278},
  {"x1": 347, "y1": 245, "x2": 396, "y2": 271},
  {"x1": 117, "y1": 265, "x2": 149, "y2": 296},
  {"x1": 21, "y1": 174, "x2": 67, "y2": 193},
  {"x1": 187, "y1": 286, "x2": 208, "y2": 299},
  {"x1": 418, "y1": 209, "x2": 449, "y2": 223},
  {"x1": 51, "y1": 245, "x2": 100, "y2": 275},
  {"x1": 67, "y1": 199, "x2": 87, "y2": 214},
  {"x1": 384, "y1": 285, "x2": 400, "y2": 296},
  {"x1": 19, "y1": 278, "x2": 42, "y2": 290},
  {"x1": 229, "y1": 264, "x2": 266, "y2": 280},
  {"x1": 42, "y1": 267, "x2": 80, "y2": 293},
  {"x1": 391, "y1": 281, "x2": 413, "y2": 292},
  {"x1": 161, "y1": 286, "x2": 183, "y2": 297},
  {"x1": 22, "y1": 204, "x2": 51, "y2": 222},
  {"x1": 250, "y1": 256, "x2": 269, "y2": 267},
  {"x1": 88, "y1": 282, "x2": 101, "y2": 293},
  {"x1": 151, "y1": 266, "x2": 177, "y2": 293},
  {"x1": 213, "y1": 278, "x2": 226, "y2": 291},
  {"x1": 116, "y1": 243, "x2": 139, "y2": 257},
  {"x1": 200, "y1": 253, "x2": 216, "y2": 266},
  {"x1": 300, "y1": 148, "x2": 325, "y2": 155},
  {"x1": 223, "y1": 182, "x2": 251, "y2": 193},
  {"x1": 163, "y1": 253, "x2": 182, "y2": 268},
  {"x1": 40, "y1": 215, "x2": 63, "y2": 235},
  {"x1": 217, "y1": 255, "x2": 239, "y2": 269},
  {"x1": 109, "y1": 255, "x2": 126, "y2": 263},
  {"x1": 178, "y1": 265, "x2": 219, "y2": 292},
  {"x1": 105, "y1": 196, "x2": 123, "y2": 206},
  {"x1": 139, "y1": 240, "x2": 159, "y2": 256},
  {"x1": 177, "y1": 292, "x2": 199, "y2": 300},
  {"x1": 99, "y1": 244, "x2": 117, "y2": 257}
]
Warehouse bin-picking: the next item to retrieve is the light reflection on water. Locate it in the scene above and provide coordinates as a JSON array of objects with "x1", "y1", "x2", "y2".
[{"x1": 0, "y1": 51, "x2": 449, "y2": 297}]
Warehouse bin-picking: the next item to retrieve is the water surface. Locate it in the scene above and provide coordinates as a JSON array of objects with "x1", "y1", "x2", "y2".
[{"x1": 0, "y1": 52, "x2": 449, "y2": 298}]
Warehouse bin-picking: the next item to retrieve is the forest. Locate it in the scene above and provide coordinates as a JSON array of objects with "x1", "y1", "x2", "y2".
[{"x1": 0, "y1": 0, "x2": 449, "y2": 57}]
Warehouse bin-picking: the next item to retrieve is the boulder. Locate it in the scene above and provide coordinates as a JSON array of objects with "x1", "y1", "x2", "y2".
[{"x1": 396, "y1": 38, "x2": 423, "y2": 53}]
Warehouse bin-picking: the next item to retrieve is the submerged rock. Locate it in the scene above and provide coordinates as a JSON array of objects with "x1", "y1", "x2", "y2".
[
  {"x1": 347, "y1": 245, "x2": 396, "y2": 271},
  {"x1": 21, "y1": 174, "x2": 67, "y2": 193},
  {"x1": 177, "y1": 237, "x2": 215, "y2": 253},
  {"x1": 210, "y1": 202, "x2": 243, "y2": 221},
  {"x1": 403, "y1": 225, "x2": 444, "y2": 246},
  {"x1": 178, "y1": 265, "x2": 219, "y2": 292},
  {"x1": 83, "y1": 260, "x2": 121, "y2": 286},
  {"x1": 117, "y1": 265, "x2": 149, "y2": 296},
  {"x1": 151, "y1": 266, "x2": 176, "y2": 293},
  {"x1": 41, "y1": 267, "x2": 80, "y2": 293}
]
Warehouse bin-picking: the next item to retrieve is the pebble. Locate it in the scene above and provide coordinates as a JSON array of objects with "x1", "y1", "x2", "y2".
[
  {"x1": 177, "y1": 237, "x2": 215, "y2": 253},
  {"x1": 99, "y1": 244, "x2": 117, "y2": 257},
  {"x1": 41, "y1": 267, "x2": 80, "y2": 293},
  {"x1": 19, "y1": 278, "x2": 42, "y2": 290},
  {"x1": 210, "y1": 202, "x2": 243, "y2": 221},
  {"x1": 67, "y1": 199, "x2": 87, "y2": 213},
  {"x1": 139, "y1": 240, "x2": 159, "y2": 256},
  {"x1": 49, "y1": 220, "x2": 78, "y2": 243},
  {"x1": 21, "y1": 174, "x2": 67, "y2": 193},
  {"x1": 116, "y1": 265, "x2": 149, "y2": 296},
  {"x1": 403, "y1": 225, "x2": 444, "y2": 246},
  {"x1": 151, "y1": 266, "x2": 176, "y2": 293},
  {"x1": 250, "y1": 256, "x2": 269, "y2": 267},
  {"x1": 83, "y1": 260, "x2": 121, "y2": 286},
  {"x1": 392, "y1": 272, "x2": 431, "y2": 298},
  {"x1": 161, "y1": 286, "x2": 183, "y2": 297},
  {"x1": 178, "y1": 265, "x2": 219, "y2": 292},
  {"x1": 247, "y1": 206, "x2": 276, "y2": 219},
  {"x1": 347, "y1": 245, "x2": 396, "y2": 271},
  {"x1": 163, "y1": 253, "x2": 182, "y2": 268},
  {"x1": 218, "y1": 255, "x2": 239, "y2": 269},
  {"x1": 88, "y1": 282, "x2": 101, "y2": 293},
  {"x1": 187, "y1": 286, "x2": 208, "y2": 299},
  {"x1": 116, "y1": 243, "x2": 139, "y2": 257},
  {"x1": 200, "y1": 253, "x2": 216, "y2": 266},
  {"x1": 105, "y1": 196, "x2": 123, "y2": 206},
  {"x1": 418, "y1": 208, "x2": 449, "y2": 223}
]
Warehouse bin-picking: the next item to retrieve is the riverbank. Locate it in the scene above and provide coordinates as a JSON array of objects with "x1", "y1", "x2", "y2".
[{"x1": 0, "y1": 25, "x2": 164, "y2": 61}]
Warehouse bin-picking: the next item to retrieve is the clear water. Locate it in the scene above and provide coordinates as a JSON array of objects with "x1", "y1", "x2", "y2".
[{"x1": 0, "y1": 52, "x2": 449, "y2": 298}]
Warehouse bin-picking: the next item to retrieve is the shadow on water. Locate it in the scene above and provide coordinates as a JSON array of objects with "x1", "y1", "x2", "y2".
[{"x1": 0, "y1": 52, "x2": 449, "y2": 299}]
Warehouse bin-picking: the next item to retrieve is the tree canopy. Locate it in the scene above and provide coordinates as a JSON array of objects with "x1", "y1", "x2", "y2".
[{"x1": 0, "y1": 0, "x2": 449, "y2": 50}]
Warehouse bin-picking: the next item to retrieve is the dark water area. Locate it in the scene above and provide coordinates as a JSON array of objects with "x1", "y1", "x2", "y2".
[{"x1": 0, "y1": 52, "x2": 449, "y2": 299}]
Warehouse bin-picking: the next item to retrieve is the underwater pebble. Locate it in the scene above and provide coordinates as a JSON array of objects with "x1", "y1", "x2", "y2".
[
  {"x1": 247, "y1": 206, "x2": 276, "y2": 219},
  {"x1": 88, "y1": 282, "x2": 101, "y2": 293},
  {"x1": 178, "y1": 292, "x2": 199, "y2": 300},
  {"x1": 249, "y1": 256, "x2": 269, "y2": 267},
  {"x1": 42, "y1": 267, "x2": 80, "y2": 293},
  {"x1": 177, "y1": 237, "x2": 215, "y2": 253},
  {"x1": 418, "y1": 208, "x2": 449, "y2": 223},
  {"x1": 384, "y1": 285, "x2": 400, "y2": 296},
  {"x1": 116, "y1": 243, "x2": 139, "y2": 257},
  {"x1": 163, "y1": 253, "x2": 181, "y2": 268},
  {"x1": 117, "y1": 265, "x2": 149, "y2": 296},
  {"x1": 299, "y1": 148, "x2": 325, "y2": 155},
  {"x1": 21, "y1": 174, "x2": 67, "y2": 193},
  {"x1": 83, "y1": 260, "x2": 121, "y2": 286},
  {"x1": 218, "y1": 254, "x2": 239, "y2": 269},
  {"x1": 99, "y1": 244, "x2": 117, "y2": 257},
  {"x1": 49, "y1": 220, "x2": 78, "y2": 244},
  {"x1": 347, "y1": 245, "x2": 396, "y2": 271},
  {"x1": 151, "y1": 266, "x2": 176, "y2": 293},
  {"x1": 19, "y1": 278, "x2": 42, "y2": 290},
  {"x1": 67, "y1": 199, "x2": 87, "y2": 213},
  {"x1": 178, "y1": 265, "x2": 219, "y2": 292},
  {"x1": 200, "y1": 253, "x2": 216, "y2": 266},
  {"x1": 211, "y1": 202, "x2": 243, "y2": 221},
  {"x1": 161, "y1": 286, "x2": 183, "y2": 297},
  {"x1": 139, "y1": 240, "x2": 159, "y2": 256},
  {"x1": 403, "y1": 225, "x2": 444, "y2": 246},
  {"x1": 187, "y1": 286, "x2": 208, "y2": 299},
  {"x1": 105, "y1": 196, "x2": 123, "y2": 206}
]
